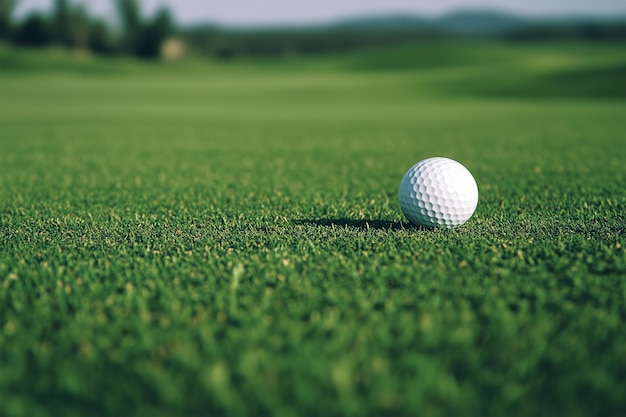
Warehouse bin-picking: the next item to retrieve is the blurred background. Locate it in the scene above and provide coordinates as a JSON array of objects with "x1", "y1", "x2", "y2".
[{"x1": 1, "y1": 0, "x2": 625, "y2": 61}]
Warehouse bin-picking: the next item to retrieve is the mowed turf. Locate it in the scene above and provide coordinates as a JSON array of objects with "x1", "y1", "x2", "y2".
[{"x1": 1, "y1": 43, "x2": 625, "y2": 417}]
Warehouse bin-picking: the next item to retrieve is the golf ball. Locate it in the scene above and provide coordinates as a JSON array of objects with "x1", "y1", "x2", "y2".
[{"x1": 399, "y1": 157, "x2": 478, "y2": 228}]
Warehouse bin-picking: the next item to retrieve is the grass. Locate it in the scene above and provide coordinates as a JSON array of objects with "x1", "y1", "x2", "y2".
[{"x1": 1, "y1": 42, "x2": 626, "y2": 417}]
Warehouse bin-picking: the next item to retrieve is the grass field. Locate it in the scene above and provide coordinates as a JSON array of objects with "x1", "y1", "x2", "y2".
[{"x1": 1, "y1": 42, "x2": 626, "y2": 416}]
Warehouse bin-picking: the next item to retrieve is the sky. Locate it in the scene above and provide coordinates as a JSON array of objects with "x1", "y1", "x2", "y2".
[{"x1": 13, "y1": 0, "x2": 626, "y2": 26}]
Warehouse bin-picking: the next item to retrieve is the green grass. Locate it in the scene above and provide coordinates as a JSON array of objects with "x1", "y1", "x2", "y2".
[{"x1": 1, "y1": 42, "x2": 626, "y2": 417}]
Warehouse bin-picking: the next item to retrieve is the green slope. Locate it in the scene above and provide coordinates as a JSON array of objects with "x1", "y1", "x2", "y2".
[{"x1": 343, "y1": 41, "x2": 626, "y2": 98}]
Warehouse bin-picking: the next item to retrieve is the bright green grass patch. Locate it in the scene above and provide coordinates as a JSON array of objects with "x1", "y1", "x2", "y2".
[
  {"x1": 1, "y1": 43, "x2": 626, "y2": 417},
  {"x1": 341, "y1": 41, "x2": 626, "y2": 98}
]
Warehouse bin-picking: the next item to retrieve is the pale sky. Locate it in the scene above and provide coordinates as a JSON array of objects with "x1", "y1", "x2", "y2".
[{"x1": 14, "y1": 0, "x2": 626, "y2": 26}]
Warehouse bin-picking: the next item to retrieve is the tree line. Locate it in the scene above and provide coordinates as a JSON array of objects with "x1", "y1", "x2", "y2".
[
  {"x1": 1, "y1": 0, "x2": 624, "y2": 61},
  {"x1": 503, "y1": 22, "x2": 626, "y2": 42},
  {"x1": 184, "y1": 27, "x2": 450, "y2": 60},
  {"x1": 0, "y1": 0, "x2": 174, "y2": 59}
]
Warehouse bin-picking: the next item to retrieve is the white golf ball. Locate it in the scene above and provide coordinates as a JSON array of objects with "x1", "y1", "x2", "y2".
[{"x1": 399, "y1": 157, "x2": 478, "y2": 228}]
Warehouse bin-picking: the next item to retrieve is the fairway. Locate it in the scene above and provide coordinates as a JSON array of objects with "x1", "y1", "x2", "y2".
[{"x1": 1, "y1": 43, "x2": 626, "y2": 416}]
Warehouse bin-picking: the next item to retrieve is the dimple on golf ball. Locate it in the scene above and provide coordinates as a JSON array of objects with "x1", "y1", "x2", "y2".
[{"x1": 399, "y1": 157, "x2": 478, "y2": 228}]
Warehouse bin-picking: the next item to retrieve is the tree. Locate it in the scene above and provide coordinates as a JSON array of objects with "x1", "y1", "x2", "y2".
[
  {"x1": 115, "y1": 0, "x2": 141, "y2": 53},
  {"x1": 134, "y1": 7, "x2": 174, "y2": 59},
  {"x1": 89, "y1": 18, "x2": 116, "y2": 55},
  {"x1": 69, "y1": 5, "x2": 93, "y2": 49},
  {"x1": 0, "y1": 0, "x2": 15, "y2": 41},
  {"x1": 52, "y1": 0, "x2": 71, "y2": 46},
  {"x1": 13, "y1": 14, "x2": 52, "y2": 47}
]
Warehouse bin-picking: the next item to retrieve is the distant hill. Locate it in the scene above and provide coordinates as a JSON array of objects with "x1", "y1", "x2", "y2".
[
  {"x1": 436, "y1": 10, "x2": 527, "y2": 35},
  {"x1": 331, "y1": 10, "x2": 527, "y2": 35},
  {"x1": 330, "y1": 9, "x2": 626, "y2": 36}
]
